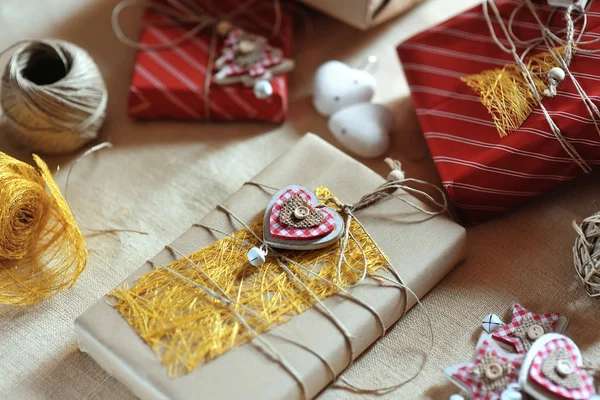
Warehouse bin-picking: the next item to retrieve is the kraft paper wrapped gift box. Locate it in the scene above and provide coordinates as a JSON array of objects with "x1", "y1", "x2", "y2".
[
  {"x1": 300, "y1": 0, "x2": 421, "y2": 30},
  {"x1": 75, "y1": 133, "x2": 466, "y2": 400},
  {"x1": 127, "y1": 0, "x2": 293, "y2": 123}
]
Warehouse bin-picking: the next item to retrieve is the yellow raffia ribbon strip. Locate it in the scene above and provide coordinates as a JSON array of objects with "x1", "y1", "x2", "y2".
[
  {"x1": 0, "y1": 153, "x2": 87, "y2": 305},
  {"x1": 109, "y1": 187, "x2": 388, "y2": 378},
  {"x1": 461, "y1": 47, "x2": 566, "y2": 137}
]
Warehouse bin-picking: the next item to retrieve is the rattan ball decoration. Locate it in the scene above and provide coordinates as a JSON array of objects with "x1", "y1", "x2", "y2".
[{"x1": 573, "y1": 212, "x2": 600, "y2": 298}]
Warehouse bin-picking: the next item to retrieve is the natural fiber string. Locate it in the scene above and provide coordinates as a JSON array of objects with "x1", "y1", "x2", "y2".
[
  {"x1": 194, "y1": 177, "x2": 442, "y2": 396},
  {"x1": 109, "y1": 187, "x2": 389, "y2": 378},
  {"x1": 110, "y1": 162, "x2": 447, "y2": 395},
  {"x1": 190, "y1": 171, "x2": 445, "y2": 393},
  {"x1": 482, "y1": 0, "x2": 588, "y2": 172},
  {"x1": 149, "y1": 257, "x2": 309, "y2": 399},
  {"x1": 197, "y1": 217, "x2": 389, "y2": 338},
  {"x1": 0, "y1": 152, "x2": 87, "y2": 305},
  {"x1": 161, "y1": 244, "x2": 339, "y2": 382},
  {"x1": 481, "y1": 0, "x2": 600, "y2": 173},
  {"x1": 0, "y1": 39, "x2": 107, "y2": 154},
  {"x1": 63, "y1": 142, "x2": 148, "y2": 236},
  {"x1": 112, "y1": 0, "x2": 281, "y2": 50},
  {"x1": 461, "y1": 48, "x2": 566, "y2": 137},
  {"x1": 518, "y1": 0, "x2": 600, "y2": 150}
]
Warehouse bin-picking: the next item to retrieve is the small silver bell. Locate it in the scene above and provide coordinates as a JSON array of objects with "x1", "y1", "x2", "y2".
[
  {"x1": 482, "y1": 313, "x2": 505, "y2": 333},
  {"x1": 500, "y1": 384, "x2": 522, "y2": 400},
  {"x1": 253, "y1": 79, "x2": 273, "y2": 99},
  {"x1": 247, "y1": 247, "x2": 267, "y2": 267}
]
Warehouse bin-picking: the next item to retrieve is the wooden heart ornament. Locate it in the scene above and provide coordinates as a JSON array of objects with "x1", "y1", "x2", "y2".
[
  {"x1": 519, "y1": 333, "x2": 597, "y2": 400},
  {"x1": 263, "y1": 185, "x2": 344, "y2": 250}
]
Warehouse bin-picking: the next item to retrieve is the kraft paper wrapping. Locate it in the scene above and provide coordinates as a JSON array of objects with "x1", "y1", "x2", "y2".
[
  {"x1": 75, "y1": 133, "x2": 466, "y2": 400},
  {"x1": 300, "y1": 0, "x2": 421, "y2": 30}
]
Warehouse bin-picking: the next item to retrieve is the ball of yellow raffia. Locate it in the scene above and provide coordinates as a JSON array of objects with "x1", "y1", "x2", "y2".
[{"x1": 0, "y1": 152, "x2": 87, "y2": 305}]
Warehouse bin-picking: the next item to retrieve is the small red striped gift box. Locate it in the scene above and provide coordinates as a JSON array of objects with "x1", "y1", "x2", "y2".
[
  {"x1": 397, "y1": 0, "x2": 600, "y2": 225},
  {"x1": 127, "y1": 0, "x2": 293, "y2": 123}
]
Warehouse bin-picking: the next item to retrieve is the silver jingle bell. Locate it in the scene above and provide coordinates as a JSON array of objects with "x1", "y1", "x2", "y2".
[
  {"x1": 253, "y1": 79, "x2": 273, "y2": 100},
  {"x1": 482, "y1": 313, "x2": 505, "y2": 333},
  {"x1": 500, "y1": 383, "x2": 523, "y2": 400},
  {"x1": 247, "y1": 247, "x2": 267, "y2": 267}
]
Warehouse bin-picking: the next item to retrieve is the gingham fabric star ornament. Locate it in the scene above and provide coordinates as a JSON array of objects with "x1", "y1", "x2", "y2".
[
  {"x1": 445, "y1": 335, "x2": 524, "y2": 400},
  {"x1": 213, "y1": 22, "x2": 294, "y2": 97},
  {"x1": 519, "y1": 333, "x2": 598, "y2": 400},
  {"x1": 492, "y1": 304, "x2": 567, "y2": 354}
]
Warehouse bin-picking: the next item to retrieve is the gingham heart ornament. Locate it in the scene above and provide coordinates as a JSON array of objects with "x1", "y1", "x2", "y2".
[
  {"x1": 263, "y1": 185, "x2": 344, "y2": 250},
  {"x1": 519, "y1": 333, "x2": 597, "y2": 400}
]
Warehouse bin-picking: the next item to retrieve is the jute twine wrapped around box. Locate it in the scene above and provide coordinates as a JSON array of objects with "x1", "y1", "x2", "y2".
[
  {"x1": 109, "y1": 187, "x2": 389, "y2": 378},
  {"x1": 573, "y1": 212, "x2": 600, "y2": 297},
  {"x1": 108, "y1": 170, "x2": 449, "y2": 398}
]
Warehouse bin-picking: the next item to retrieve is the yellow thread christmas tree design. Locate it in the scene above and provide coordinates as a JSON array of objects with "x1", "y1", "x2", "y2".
[{"x1": 461, "y1": 48, "x2": 565, "y2": 137}]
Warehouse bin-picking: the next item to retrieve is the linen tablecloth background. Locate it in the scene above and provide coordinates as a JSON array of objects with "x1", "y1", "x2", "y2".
[{"x1": 0, "y1": 0, "x2": 598, "y2": 399}]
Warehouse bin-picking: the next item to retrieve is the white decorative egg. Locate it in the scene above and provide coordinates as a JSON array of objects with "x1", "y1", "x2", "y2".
[
  {"x1": 313, "y1": 60, "x2": 376, "y2": 116},
  {"x1": 328, "y1": 103, "x2": 393, "y2": 158}
]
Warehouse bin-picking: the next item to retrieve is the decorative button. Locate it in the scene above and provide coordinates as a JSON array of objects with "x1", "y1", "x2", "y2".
[
  {"x1": 527, "y1": 324, "x2": 545, "y2": 340},
  {"x1": 216, "y1": 20, "x2": 233, "y2": 37},
  {"x1": 239, "y1": 39, "x2": 257, "y2": 54},
  {"x1": 556, "y1": 359, "x2": 575, "y2": 376},
  {"x1": 294, "y1": 206, "x2": 310, "y2": 220},
  {"x1": 485, "y1": 363, "x2": 504, "y2": 380}
]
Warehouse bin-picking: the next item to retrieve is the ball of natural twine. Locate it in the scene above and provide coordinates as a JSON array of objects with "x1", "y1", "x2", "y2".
[
  {"x1": 0, "y1": 39, "x2": 107, "y2": 154},
  {"x1": 573, "y1": 212, "x2": 600, "y2": 298}
]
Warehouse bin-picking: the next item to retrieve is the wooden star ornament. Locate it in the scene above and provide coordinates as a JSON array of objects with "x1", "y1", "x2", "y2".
[
  {"x1": 445, "y1": 334, "x2": 525, "y2": 400},
  {"x1": 492, "y1": 304, "x2": 569, "y2": 354}
]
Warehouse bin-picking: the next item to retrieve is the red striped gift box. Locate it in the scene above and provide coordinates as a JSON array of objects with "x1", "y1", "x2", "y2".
[
  {"x1": 127, "y1": 0, "x2": 292, "y2": 123},
  {"x1": 397, "y1": 0, "x2": 600, "y2": 225}
]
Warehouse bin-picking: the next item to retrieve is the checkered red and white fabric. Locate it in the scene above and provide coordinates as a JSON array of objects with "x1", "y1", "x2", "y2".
[
  {"x1": 529, "y1": 337, "x2": 596, "y2": 399},
  {"x1": 222, "y1": 54, "x2": 283, "y2": 77},
  {"x1": 492, "y1": 304, "x2": 561, "y2": 354},
  {"x1": 269, "y1": 188, "x2": 335, "y2": 240},
  {"x1": 452, "y1": 339, "x2": 523, "y2": 400},
  {"x1": 224, "y1": 27, "x2": 246, "y2": 47},
  {"x1": 397, "y1": 0, "x2": 600, "y2": 224},
  {"x1": 218, "y1": 27, "x2": 284, "y2": 78},
  {"x1": 127, "y1": 0, "x2": 292, "y2": 123}
]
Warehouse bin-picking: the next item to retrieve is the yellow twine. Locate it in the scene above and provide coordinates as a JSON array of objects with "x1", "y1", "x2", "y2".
[
  {"x1": 462, "y1": 48, "x2": 566, "y2": 137},
  {"x1": 110, "y1": 187, "x2": 388, "y2": 378},
  {"x1": 0, "y1": 152, "x2": 87, "y2": 305}
]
